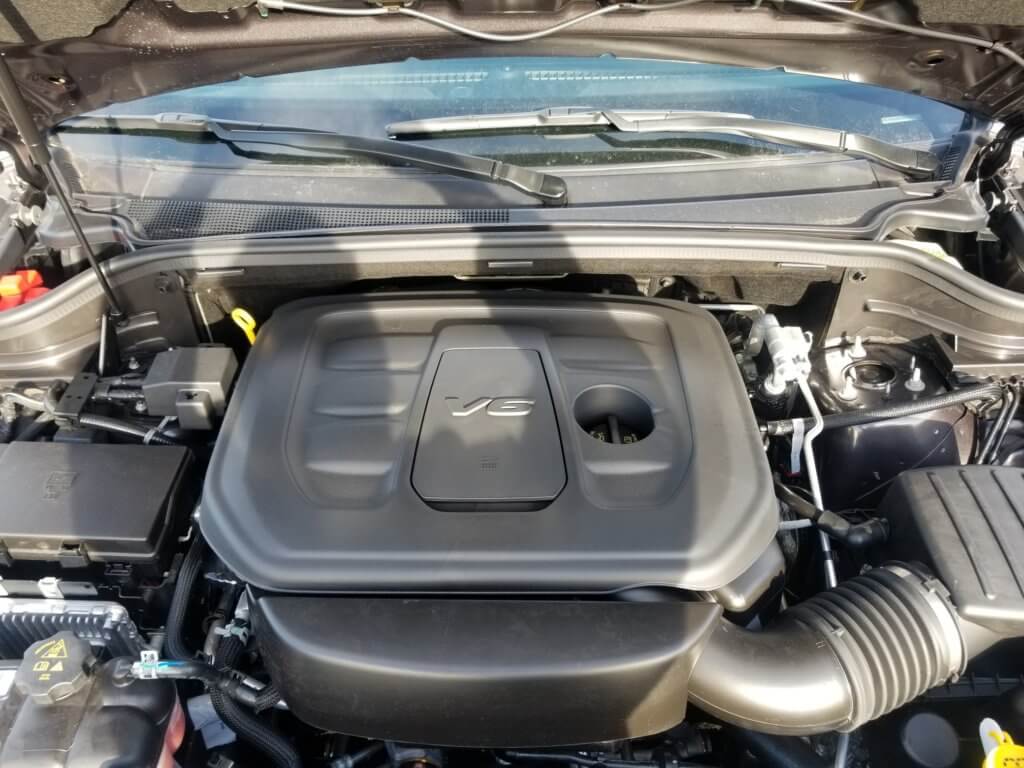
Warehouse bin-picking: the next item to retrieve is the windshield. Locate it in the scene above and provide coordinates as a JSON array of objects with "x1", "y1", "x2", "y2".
[{"x1": 58, "y1": 55, "x2": 966, "y2": 170}]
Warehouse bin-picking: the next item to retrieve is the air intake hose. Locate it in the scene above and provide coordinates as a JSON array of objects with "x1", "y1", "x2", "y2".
[{"x1": 688, "y1": 564, "x2": 968, "y2": 735}]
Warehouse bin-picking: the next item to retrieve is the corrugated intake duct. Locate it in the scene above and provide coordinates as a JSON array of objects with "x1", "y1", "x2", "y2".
[{"x1": 689, "y1": 564, "x2": 981, "y2": 734}]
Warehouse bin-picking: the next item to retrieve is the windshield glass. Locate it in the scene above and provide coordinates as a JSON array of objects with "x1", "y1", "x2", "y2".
[{"x1": 58, "y1": 55, "x2": 966, "y2": 170}]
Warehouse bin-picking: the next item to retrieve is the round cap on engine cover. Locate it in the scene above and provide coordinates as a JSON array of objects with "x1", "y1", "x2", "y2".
[{"x1": 16, "y1": 631, "x2": 94, "y2": 704}]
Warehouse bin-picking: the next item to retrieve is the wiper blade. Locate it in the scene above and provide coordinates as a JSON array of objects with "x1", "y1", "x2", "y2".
[
  {"x1": 59, "y1": 112, "x2": 568, "y2": 206},
  {"x1": 388, "y1": 107, "x2": 940, "y2": 178}
]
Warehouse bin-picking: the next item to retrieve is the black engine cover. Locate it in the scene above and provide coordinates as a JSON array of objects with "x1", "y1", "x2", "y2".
[
  {"x1": 412, "y1": 346, "x2": 565, "y2": 507},
  {"x1": 201, "y1": 293, "x2": 775, "y2": 594},
  {"x1": 205, "y1": 293, "x2": 774, "y2": 746}
]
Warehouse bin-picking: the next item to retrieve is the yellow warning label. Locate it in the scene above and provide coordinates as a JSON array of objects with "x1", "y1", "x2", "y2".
[
  {"x1": 32, "y1": 661, "x2": 49, "y2": 672},
  {"x1": 38, "y1": 673, "x2": 50, "y2": 681},
  {"x1": 34, "y1": 638, "x2": 68, "y2": 660},
  {"x1": 49, "y1": 661, "x2": 63, "y2": 673}
]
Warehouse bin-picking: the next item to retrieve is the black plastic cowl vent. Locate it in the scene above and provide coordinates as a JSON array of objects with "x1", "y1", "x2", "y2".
[
  {"x1": 937, "y1": 146, "x2": 962, "y2": 181},
  {"x1": 123, "y1": 198, "x2": 509, "y2": 240}
]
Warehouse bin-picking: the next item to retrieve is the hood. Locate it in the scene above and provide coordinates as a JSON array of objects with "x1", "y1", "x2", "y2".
[{"x1": 0, "y1": 0, "x2": 1023, "y2": 149}]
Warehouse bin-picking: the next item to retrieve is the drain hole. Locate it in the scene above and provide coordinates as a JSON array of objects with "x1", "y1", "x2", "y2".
[{"x1": 574, "y1": 386, "x2": 654, "y2": 445}]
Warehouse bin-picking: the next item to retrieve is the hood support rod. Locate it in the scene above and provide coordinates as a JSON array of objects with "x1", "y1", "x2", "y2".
[{"x1": 0, "y1": 55, "x2": 124, "y2": 320}]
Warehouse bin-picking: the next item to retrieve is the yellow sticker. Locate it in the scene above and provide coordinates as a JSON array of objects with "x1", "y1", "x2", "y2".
[
  {"x1": 35, "y1": 638, "x2": 68, "y2": 659},
  {"x1": 38, "y1": 673, "x2": 50, "y2": 681},
  {"x1": 32, "y1": 661, "x2": 49, "y2": 672},
  {"x1": 50, "y1": 661, "x2": 63, "y2": 672}
]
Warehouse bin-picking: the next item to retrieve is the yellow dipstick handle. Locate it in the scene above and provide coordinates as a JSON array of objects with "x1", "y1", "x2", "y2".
[
  {"x1": 983, "y1": 725, "x2": 1024, "y2": 767},
  {"x1": 231, "y1": 308, "x2": 258, "y2": 345}
]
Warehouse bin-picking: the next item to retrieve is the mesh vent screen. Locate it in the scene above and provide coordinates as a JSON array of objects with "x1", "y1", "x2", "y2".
[
  {"x1": 938, "y1": 148, "x2": 962, "y2": 181},
  {"x1": 123, "y1": 199, "x2": 509, "y2": 240}
]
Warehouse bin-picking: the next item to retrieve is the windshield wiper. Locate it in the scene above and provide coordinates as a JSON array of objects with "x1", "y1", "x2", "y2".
[
  {"x1": 387, "y1": 107, "x2": 940, "y2": 178},
  {"x1": 59, "y1": 112, "x2": 568, "y2": 206}
]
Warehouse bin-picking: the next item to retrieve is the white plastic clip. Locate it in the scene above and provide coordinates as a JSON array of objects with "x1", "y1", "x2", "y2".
[
  {"x1": 136, "y1": 649, "x2": 160, "y2": 680},
  {"x1": 789, "y1": 418, "x2": 805, "y2": 474}
]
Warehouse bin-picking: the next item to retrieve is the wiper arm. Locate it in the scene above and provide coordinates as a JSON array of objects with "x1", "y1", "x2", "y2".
[
  {"x1": 388, "y1": 107, "x2": 756, "y2": 135},
  {"x1": 59, "y1": 113, "x2": 568, "y2": 206},
  {"x1": 388, "y1": 107, "x2": 939, "y2": 178}
]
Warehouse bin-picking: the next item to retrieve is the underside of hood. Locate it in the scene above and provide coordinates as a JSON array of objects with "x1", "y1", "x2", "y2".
[
  {"x1": 4, "y1": 0, "x2": 1024, "y2": 41},
  {"x1": 0, "y1": 0, "x2": 1023, "y2": 151},
  {"x1": 4, "y1": 0, "x2": 1024, "y2": 39}
]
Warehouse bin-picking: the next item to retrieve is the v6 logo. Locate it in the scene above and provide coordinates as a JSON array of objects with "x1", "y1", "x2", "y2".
[{"x1": 444, "y1": 396, "x2": 535, "y2": 417}]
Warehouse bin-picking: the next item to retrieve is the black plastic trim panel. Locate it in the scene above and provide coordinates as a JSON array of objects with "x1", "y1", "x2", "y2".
[{"x1": 255, "y1": 595, "x2": 722, "y2": 747}]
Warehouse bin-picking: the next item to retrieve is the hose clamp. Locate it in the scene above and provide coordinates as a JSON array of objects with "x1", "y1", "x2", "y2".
[
  {"x1": 887, "y1": 563, "x2": 967, "y2": 677},
  {"x1": 214, "y1": 621, "x2": 250, "y2": 645}
]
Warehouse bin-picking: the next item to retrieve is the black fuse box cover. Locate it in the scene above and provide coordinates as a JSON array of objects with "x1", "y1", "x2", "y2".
[
  {"x1": 0, "y1": 443, "x2": 191, "y2": 565},
  {"x1": 880, "y1": 466, "x2": 1024, "y2": 634}
]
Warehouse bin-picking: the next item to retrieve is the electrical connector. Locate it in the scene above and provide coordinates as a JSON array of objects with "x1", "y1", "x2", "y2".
[{"x1": 748, "y1": 314, "x2": 813, "y2": 395}]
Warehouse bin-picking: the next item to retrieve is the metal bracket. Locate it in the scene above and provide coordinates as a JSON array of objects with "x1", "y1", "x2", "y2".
[{"x1": 52, "y1": 372, "x2": 97, "y2": 423}]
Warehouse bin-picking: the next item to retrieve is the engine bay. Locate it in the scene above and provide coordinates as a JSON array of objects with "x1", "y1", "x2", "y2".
[
  {"x1": 6, "y1": 0, "x2": 1024, "y2": 762},
  {"x1": 0, "y1": 256, "x2": 1022, "y2": 768}
]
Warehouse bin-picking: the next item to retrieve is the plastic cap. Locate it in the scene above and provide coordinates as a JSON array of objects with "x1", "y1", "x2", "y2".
[
  {"x1": 15, "y1": 632, "x2": 94, "y2": 704},
  {"x1": 900, "y1": 711, "x2": 958, "y2": 768},
  {"x1": 982, "y1": 718, "x2": 1024, "y2": 768},
  {"x1": 0, "y1": 270, "x2": 48, "y2": 312}
]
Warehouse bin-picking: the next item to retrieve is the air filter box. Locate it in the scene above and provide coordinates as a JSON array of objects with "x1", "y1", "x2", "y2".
[{"x1": 881, "y1": 466, "x2": 1024, "y2": 634}]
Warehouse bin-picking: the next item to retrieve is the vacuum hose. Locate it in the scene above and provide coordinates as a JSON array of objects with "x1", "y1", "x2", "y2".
[
  {"x1": 689, "y1": 564, "x2": 968, "y2": 735},
  {"x1": 765, "y1": 381, "x2": 1003, "y2": 436},
  {"x1": 163, "y1": 534, "x2": 206, "y2": 661},
  {"x1": 775, "y1": 482, "x2": 887, "y2": 548},
  {"x1": 212, "y1": 636, "x2": 302, "y2": 768}
]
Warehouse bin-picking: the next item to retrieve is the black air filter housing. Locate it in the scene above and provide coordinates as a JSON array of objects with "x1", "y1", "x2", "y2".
[
  {"x1": 881, "y1": 465, "x2": 1024, "y2": 635},
  {"x1": 202, "y1": 294, "x2": 776, "y2": 594}
]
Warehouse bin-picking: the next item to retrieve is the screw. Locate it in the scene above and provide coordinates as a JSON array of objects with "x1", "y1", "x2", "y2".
[
  {"x1": 127, "y1": 357, "x2": 140, "y2": 371},
  {"x1": 154, "y1": 275, "x2": 173, "y2": 295},
  {"x1": 133, "y1": 401, "x2": 148, "y2": 414}
]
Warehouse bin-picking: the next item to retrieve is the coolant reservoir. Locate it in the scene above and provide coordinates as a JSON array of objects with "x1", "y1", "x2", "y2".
[{"x1": 0, "y1": 631, "x2": 182, "y2": 767}]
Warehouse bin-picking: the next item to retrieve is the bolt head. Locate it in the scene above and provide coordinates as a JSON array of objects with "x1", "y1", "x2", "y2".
[{"x1": 904, "y1": 370, "x2": 926, "y2": 393}]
